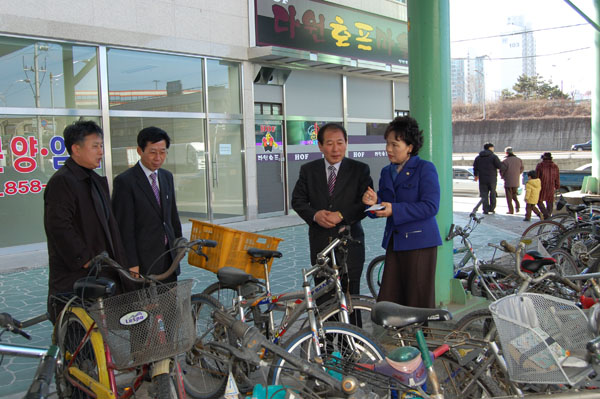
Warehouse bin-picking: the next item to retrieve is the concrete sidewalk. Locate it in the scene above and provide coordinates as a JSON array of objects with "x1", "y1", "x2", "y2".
[{"x1": 0, "y1": 197, "x2": 528, "y2": 397}]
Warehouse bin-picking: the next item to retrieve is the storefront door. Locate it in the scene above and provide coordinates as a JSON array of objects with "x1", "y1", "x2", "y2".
[{"x1": 255, "y1": 118, "x2": 285, "y2": 216}]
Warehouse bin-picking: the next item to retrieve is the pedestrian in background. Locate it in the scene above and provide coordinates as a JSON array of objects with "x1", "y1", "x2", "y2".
[
  {"x1": 473, "y1": 143, "x2": 505, "y2": 214},
  {"x1": 536, "y1": 152, "x2": 560, "y2": 219},
  {"x1": 362, "y1": 116, "x2": 442, "y2": 308},
  {"x1": 524, "y1": 170, "x2": 543, "y2": 221},
  {"x1": 501, "y1": 146, "x2": 524, "y2": 214}
]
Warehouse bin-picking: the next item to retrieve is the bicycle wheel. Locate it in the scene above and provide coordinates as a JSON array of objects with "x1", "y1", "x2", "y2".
[
  {"x1": 548, "y1": 247, "x2": 582, "y2": 275},
  {"x1": 181, "y1": 293, "x2": 229, "y2": 399},
  {"x1": 201, "y1": 282, "x2": 238, "y2": 310},
  {"x1": 435, "y1": 353, "x2": 506, "y2": 398},
  {"x1": 520, "y1": 220, "x2": 566, "y2": 250},
  {"x1": 270, "y1": 322, "x2": 386, "y2": 388},
  {"x1": 318, "y1": 298, "x2": 376, "y2": 337},
  {"x1": 54, "y1": 311, "x2": 106, "y2": 399},
  {"x1": 555, "y1": 226, "x2": 600, "y2": 269},
  {"x1": 467, "y1": 264, "x2": 520, "y2": 300},
  {"x1": 366, "y1": 255, "x2": 385, "y2": 298},
  {"x1": 455, "y1": 308, "x2": 496, "y2": 340}
]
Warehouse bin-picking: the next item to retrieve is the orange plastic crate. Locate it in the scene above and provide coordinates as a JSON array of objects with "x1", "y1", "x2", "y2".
[{"x1": 187, "y1": 219, "x2": 283, "y2": 280}]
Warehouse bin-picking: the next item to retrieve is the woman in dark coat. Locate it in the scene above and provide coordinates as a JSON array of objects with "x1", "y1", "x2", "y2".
[{"x1": 535, "y1": 152, "x2": 560, "y2": 219}]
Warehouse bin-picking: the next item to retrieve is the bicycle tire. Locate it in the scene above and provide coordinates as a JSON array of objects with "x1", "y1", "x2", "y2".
[
  {"x1": 365, "y1": 255, "x2": 385, "y2": 298},
  {"x1": 269, "y1": 322, "x2": 386, "y2": 388},
  {"x1": 555, "y1": 226, "x2": 600, "y2": 269},
  {"x1": 520, "y1": 220, "x2": 566, "y2": 250},
  {"x1": 54, "y1": 311, "x2": 105, "y2": 399},
  {"x1": 181, "y1": 293, "x2": 229, "y2": 399},
  {"x1": 467, "y1": 264, "x2": 519, "y2": 300},
  {"x1": 153, "y1": 366, "x2": 183, "y2": 399},
  {"x1": 454, "y1": 308, "x2": 496, "y2": 340},
  {"x1": 318, "y1": 298, "x2": 376, "y2": 337},
  {"x1": 201, "y1": 282, "x2": 238, "y2": 310},
  {"x1": 435, "y1": 353, "x2": 506, "y2": 398},
  {"x1": 548, "y1": 247, "x2": 582, "y2": 275}
]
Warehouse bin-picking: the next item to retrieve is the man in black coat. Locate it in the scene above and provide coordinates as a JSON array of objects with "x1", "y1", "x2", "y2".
[
  {"x1": 44, "y1": 121, "x2": 132, "y2": 323},
  {"x1": 473, "y1": 142, "x2": 506, "y2": 214},
  {"x1": 112, "y1": 127, "x2": 182, "y2": 282},
  {"x1": 291, "y1": 123, "x2": 373, "y2": 316}
]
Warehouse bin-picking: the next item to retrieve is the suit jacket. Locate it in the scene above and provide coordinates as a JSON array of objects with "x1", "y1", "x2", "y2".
[
  {"x1": 112, "y1": 162, "x2": 183, "y2": 276},
  {"x1": 44, "y1": 157, "x2": 130, "y2": 297},
  {"x1": 291, "y1": 157, "x2": 372, "y2": 273},
  {"x1": 377, "y1": 156, "x2": 442, "y2": 251}
]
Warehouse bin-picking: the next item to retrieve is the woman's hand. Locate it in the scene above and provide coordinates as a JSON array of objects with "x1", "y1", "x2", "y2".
[
  {"x1": 362, "y1": 187, "x2": 377, "y2": 206},
  {"x1": 374, "y1": 202, "x2": 392, "y2": 218}
]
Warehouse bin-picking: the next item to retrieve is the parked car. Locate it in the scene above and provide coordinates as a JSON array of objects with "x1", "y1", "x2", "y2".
[
  {"x1": 452, "y1": 166, "x2": 522, "y2": 197},
  {"x1": 571, "y1": 140, "x2": 592, "y2": 151},
  {"x1": 575, "y1": 163, "x2": 592, "y2": 171}
]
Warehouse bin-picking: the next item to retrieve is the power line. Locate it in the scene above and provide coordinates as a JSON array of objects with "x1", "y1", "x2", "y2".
[
  {"x1": 451, "y1": 23, "x2": 588, "y2": 43},
  {"x1": 452, "y1": 46, "x2": 591, "y2": 61}
]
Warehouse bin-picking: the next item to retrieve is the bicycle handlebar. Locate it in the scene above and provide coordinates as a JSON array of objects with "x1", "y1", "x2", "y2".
[
  {"x1": 90, "y1": 237, "x2": 217, "y2": 284},
  {"x1": 0, "y1": 312, "x2": 30, "y2": 339},
  {"x1": 23, "y1": 345, "x2": 60, "y2": 399}
]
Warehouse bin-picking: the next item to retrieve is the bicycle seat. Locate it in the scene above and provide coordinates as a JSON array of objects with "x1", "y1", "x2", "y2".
[
  {"x1": 521, "y1": 251, "x2": 556, "y2": 274},
  {"x1": 583, "y1": 196, "x2": 600, "y2": 205},
  {"x1": 370, "y1": 301, "x2": 451, "y2": 329},
  {"x1": 566, "y1": 204, "x2": 587, "y2": 213},
  {"x1": 73, "y1": 277, "x2": 116, "y2": 300},
  {"x1": 217, "y1": 267, "x2": 260, "y2": 287},
  {"x1": 247, "y1": 248, "x2": 282, "y2": 260}
]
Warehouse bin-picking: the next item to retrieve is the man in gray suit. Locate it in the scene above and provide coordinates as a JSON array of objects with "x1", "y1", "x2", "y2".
[{"x1": 112, "y1": 127, "x2": 182, "y2": 282}]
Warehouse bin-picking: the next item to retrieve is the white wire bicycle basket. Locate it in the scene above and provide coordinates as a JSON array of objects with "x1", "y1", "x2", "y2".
[
  {"x1": 490, "y1": 293, "x2": 594, "y2": 385},
  {"x1": 87, "y1": 279, "x2": 195, "y2": 369}
]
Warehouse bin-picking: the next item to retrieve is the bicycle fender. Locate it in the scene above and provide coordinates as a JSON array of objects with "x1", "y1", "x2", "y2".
[{"x1": 151, "y1": 358, "x2": 171, "y2": 377}]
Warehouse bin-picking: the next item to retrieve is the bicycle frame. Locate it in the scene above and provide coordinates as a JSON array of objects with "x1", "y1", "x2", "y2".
[{"x1": 228, "y1": 232, "x2": 355, "y2": 345}]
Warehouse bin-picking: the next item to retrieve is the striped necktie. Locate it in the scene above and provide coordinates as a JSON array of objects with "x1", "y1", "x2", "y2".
[
  {"x1": 328, "y1": 165, "x2": 336, "y2": 196},
  {"x1": 150, "y1": 172, "x2": 161, "y2": 206}
]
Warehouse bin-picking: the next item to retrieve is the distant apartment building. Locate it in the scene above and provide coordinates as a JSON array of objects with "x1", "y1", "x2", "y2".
[{"x1": 451, "y1": 59, "x2": 466, "y2": 104}]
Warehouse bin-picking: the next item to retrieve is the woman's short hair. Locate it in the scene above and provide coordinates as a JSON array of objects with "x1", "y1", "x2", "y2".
[{"x1": 383, "y1": 116, "x2": 423, "y2": 155}]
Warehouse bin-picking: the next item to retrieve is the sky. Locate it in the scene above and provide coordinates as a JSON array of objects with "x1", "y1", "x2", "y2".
[{"x1": 449, "y1": 0, "x2": 597, "y2": 99}]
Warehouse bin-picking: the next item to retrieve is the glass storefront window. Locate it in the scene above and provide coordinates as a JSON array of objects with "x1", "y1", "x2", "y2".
[
  {"x1": 0, "y1": 115, "x2": 101, "y2": 246},
  {"x1": 109, "y1": 117, "x2": 208, "y2": 219},
  {"x1": 207, "y1": 59, "x2": 240, "y2": 114},
  {"x1": 0, "y1": 37, "x2": 98, "y2": 109},
  {"x1": 107, "y1": 49, "x2": 204, "y2": 112}
]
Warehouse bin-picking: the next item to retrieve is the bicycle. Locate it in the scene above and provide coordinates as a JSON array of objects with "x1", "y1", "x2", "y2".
[
  {"x1": 191, "y1": 297, "x2": 389, "y2": 398},
  {"x1": 201, "y1": 226, "x2": 376, "y2": 337},
  {"x1": 0, "y1": 312, "x2": 59, "y2": 399},
  {"x1": 52, "y1": 237, "x2": 216, "y2": 399},
  {"x1": 183, "y1": 231, "x2": 387, "y2": 398}
]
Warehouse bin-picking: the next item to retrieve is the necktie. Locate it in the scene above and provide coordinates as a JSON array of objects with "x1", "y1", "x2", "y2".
[
  {"x1": 150, "y1": 172, "x2": 168, "y2": 245},
  {"x1": 328, "y1": 165, "x2": 336, "y2": 196},
  {"x1": 150, "y1": 172, "x2": 161, "y2": 206}
]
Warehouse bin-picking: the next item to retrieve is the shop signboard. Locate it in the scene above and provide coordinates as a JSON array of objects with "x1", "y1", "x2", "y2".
[{"x1": 255, "y1": 0, "x2": 408, "y2": 66}]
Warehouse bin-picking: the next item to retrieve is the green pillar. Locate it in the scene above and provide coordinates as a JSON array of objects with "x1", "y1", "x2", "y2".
[
  {"x1": 407, "y1": 0, "x2": 453, "y2": 305},
  {"x1": 593, "y1": 0, "x2": 600, "y2": 187}
]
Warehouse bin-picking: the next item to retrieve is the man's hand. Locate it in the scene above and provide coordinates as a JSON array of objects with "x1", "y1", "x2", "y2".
[
  {"x1": 362, "y1": 187, "x2": 377, "y2": 206},
  {"x1": 83, "y1": 260, "x2": 91, "y2": 269},
  {"x1": 129, "y1": 266, "x2": 140, "y2": 278},
  {"x1": 314, "y1": 210, "x2": 343, "y2": 228},
  {"x1": 474, "y1": 176, "x2": 479, "y2": 182}
]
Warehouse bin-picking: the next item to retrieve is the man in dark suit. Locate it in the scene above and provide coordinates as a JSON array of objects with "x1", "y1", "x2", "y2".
[
  {"x1": 291, "y1": 122, "x2": 373, "y2": 311},
  {"x1": 112, "y1": 127, "x2": 182, "y2": 282},
  {"x1": 44, "y1": 120, "x2": 132, "y2": 323}
]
